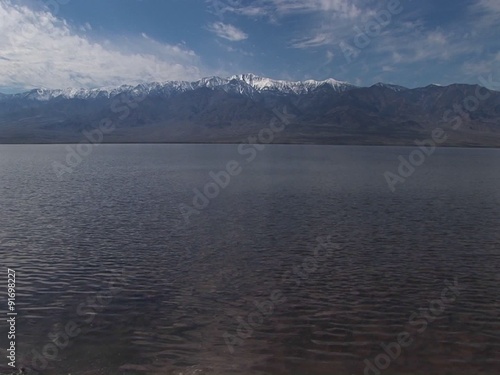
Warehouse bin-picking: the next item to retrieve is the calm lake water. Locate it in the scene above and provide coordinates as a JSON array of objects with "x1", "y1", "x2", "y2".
[{"x1": 0, "y1": 144, "x2": 499, "y2": 375}]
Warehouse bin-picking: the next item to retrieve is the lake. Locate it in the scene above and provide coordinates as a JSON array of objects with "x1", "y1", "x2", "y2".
[{"x1": 0, "y1": 144, "x2": 499, "y2": 375}]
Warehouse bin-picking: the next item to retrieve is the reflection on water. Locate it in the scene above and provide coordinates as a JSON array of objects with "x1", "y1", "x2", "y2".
[{"x1": 0, "y1": 145, "x2": 499, "y2": 375}]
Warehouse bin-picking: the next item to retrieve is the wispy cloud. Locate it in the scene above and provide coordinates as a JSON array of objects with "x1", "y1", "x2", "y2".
[
  {"x1": 215, "y1": 40, "x2": 254, "y2": 56},
  {"x1": 377, "y1": 30, "x2": 470, "y2": 64},
  {"x1": 210, "y1": 0, "x2": 363, "y2": 19},
  {"x1": 469, "y1": 0, "x2": 500, "y2": 26},
  {"x1": 461, "y1": 52, "x2": 500, "y2": 79},
  {"x1": 325, "y1": 50, "x2": 335, "y2": 63},
  {"x1": 207, "y1": 22, "x2": 248, "y2": 41},
  {"x1": 291, "y1": 33, "x2": 332, "y2": 49},
  {"x1": 0, "y1": 0, "x2": 206, "y2": 90},
  {"x1": 214, "y1": 0, "x2": 381, "y2": 52},
  {"x1": 275, "y1": 0, "x2": 362, "y2": 18}
]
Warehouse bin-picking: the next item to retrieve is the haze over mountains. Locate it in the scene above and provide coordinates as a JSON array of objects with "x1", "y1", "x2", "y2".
[{"x1": 1, "y1": 74, "x2": 499, "y2": 146}]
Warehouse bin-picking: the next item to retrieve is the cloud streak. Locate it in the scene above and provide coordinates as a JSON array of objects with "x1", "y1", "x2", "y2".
[
  {"x1": 211, "y1": 0, "x2": 363, "y2": 19},
  {"x1": 470, "y1": 0, "x2": 500, "y2": 26},
  {"x1": 208, "y1": 22, "x2": 248, "y2": 41}
]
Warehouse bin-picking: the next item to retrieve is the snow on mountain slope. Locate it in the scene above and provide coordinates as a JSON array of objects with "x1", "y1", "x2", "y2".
[
  {"x1": 1, "y1": 74, "x2": 356, "y2": 101},
  {"x1": 371, "y1": 82, "x2": 408, "y2": 92},
  {"x1": 230, "y1": 73, "x2": 353, "y2": 94}
]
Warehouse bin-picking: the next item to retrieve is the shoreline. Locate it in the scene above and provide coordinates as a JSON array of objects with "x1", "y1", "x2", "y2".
[{"x1": 0, "y1": 142, "x2": 500, "y2": 149}]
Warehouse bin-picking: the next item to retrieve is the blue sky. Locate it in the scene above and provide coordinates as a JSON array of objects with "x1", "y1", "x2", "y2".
[{"x1": 0, "y1": 0, "x2": 499, "y2": 92}]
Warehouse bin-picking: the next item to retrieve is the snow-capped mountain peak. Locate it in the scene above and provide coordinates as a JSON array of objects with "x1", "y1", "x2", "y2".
[
  {"x1": 228, "y1": 73, "x2": 353, "y2": 94},
  {"x1": 3, "y1": 74, "x2": 355, "y2": 101}
]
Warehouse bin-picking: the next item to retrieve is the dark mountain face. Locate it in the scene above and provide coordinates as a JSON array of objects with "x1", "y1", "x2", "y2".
[{"x1": 0, "y1": 77, "x2": 499, "y2": 146}]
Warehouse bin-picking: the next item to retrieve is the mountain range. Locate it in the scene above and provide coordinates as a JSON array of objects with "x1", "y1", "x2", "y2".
[{"x1": 1, "y1": 74, "x2": 499, "y2": 146}]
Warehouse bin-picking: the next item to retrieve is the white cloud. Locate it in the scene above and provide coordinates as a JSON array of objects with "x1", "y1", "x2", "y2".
[
  {"x1": 371, "y1": 23, "x2": 480, "y2": 66},
  {"x1": 223, "y1": 0, "x2": 375, "y2": 50},
  {"x1": 291, "y1": 33, "x2": 331, "y2": 48},
  {"x1": 457, "y1": 0, "x2": 500, "y2": 79},
  {"x1": 470, "y1": 0, "x2": 500, "y2": 25},
  {"x1": 461, "y1": 52, "x2": 500, "y2": 79},
  {"x1": 0, "y1": 0, "x2": 206, "y2": 90},
  {"x1": 212, "y1": 0, "x2": 362, "y2": 19},
  {"x1": 207, "y1": 22, "x2": 248, "y2": 41},
  {"x1": 294, "y1": 0, "x2": 362, "y2": 18},
  {"x1": 326, "y1": 50, "x2": 334, "y2": 63},
  {"x1": 215, "y1": 40, "x2": 254, "y2": 56},
  {"x1": 82, "y1": 22, "x2": 92, "y2": 32}
]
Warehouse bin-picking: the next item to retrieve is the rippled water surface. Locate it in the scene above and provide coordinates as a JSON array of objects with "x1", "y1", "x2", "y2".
[{"x1": 0, "y1": 144, "x2": 499, "y2": 375}]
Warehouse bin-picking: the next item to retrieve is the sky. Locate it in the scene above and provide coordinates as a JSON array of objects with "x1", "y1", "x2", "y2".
[{"x1": 0, "y1": 0, "x2": 499, "y2": 92}]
